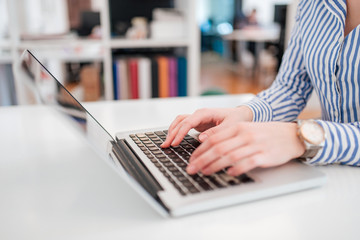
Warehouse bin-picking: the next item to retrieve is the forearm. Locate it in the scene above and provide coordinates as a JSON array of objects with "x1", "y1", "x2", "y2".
[{"x1": 243, "y1": 82, "x2": 312, "y2": 122}]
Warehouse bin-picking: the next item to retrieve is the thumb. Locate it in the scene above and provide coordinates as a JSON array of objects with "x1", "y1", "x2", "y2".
[{"x1": 198, "y1": 124, "x2": 226, "y2": 142}]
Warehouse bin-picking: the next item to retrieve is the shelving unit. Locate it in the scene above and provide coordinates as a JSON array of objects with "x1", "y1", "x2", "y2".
[
  {"x1": 0, "y1": 0, "x2": 200, "y2": 105},
  {"x1": 0, "y1": 54, "x2": 12, "y2": 64},
  {"x1": 109, "y1": 38, "x2": 190, "y2": 48},
  {"x1": 0, "y1": 0, "x2": 15, "y2": 106},
  {"x1": 0, "y1": 39, "x2": 12, "y2": 64},
  {"x1": 0, "y1": 40, "x2": 11, "y2": 48}
]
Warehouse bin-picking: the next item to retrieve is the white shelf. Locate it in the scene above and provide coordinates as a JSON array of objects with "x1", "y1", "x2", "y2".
[
  {"x1": 18, "y1": 39, "x2": 103, "y2": 49},
  {"x1": 30, "y1": 52, "x2": 105, "y2": 62},
  {"x1": 3, "y1": 0, "x2": 200, "y2": 104},
  {"x1": 110, "y1": 38, "x2": 190, "y2": 49},
  {"x1": 0, "y1": 55, "x2": 12, "y2": 64},
  {"x1": 23, "y1": 44, "x2": 105, "y2": 62},
  {"x1": 0, "y1": 40, "x2": 11, "y2": 49}
]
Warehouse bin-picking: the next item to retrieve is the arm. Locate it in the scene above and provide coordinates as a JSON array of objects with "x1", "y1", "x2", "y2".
[
  {"x1": 162, "y1": 1, "x2": 359, "y2": 175},
  {"x1": 309, "y1": 121, "x2": 360, "y2": 166},
  {"x1": 244, "y1": 1, "x2": 313, "y2": 122}
]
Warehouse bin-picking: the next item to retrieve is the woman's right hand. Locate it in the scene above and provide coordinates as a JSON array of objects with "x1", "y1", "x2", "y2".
[{"x1": 161, "y1": 106, "x2": 253, "y2": 148}]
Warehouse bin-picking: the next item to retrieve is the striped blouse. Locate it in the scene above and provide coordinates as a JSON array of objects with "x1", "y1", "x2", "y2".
[{"x1": 245, "y1": 0, "x2": 360, "y2": 165}]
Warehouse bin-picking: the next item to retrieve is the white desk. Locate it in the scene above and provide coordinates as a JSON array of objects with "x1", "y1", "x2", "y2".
[
  {"x1": 223, "y1": 26, "x2": 280, "y2": 43},
  {"x1": 1, "y1": 95, "x2": 359, "y2": 240},
  {"x1": 223, "y1": 25, "x2": 280, "y2": 73}
]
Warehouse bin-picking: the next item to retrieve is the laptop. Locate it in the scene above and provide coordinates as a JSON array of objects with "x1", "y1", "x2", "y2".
[{"x1": 14, "y1": 50, "x2": 326, "y2": 217}]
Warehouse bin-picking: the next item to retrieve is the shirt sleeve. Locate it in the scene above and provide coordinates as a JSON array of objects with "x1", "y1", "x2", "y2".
[
  {"x1": 308, "y1": 121, "x2": 360, "y2": 166},
  {"x1": 243, "y1": 1, "x2": 313, "y2": 122}
]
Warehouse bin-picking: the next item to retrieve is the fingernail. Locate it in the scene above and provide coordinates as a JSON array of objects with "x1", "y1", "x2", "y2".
[
  {"x1": 171, "y1": 140, "x2": 179, "y2": 147},
  {"x1": 199, "y1": 133, "x2": 208, "y2": 142},
  {"x1": 186, "y1": 165, "x2": 197, "y2": 174}
]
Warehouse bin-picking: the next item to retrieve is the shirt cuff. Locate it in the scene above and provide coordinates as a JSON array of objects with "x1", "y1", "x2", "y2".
[
  {"x1": 241, "y1": 97, "x2": 273, "y2": 122},
  {"x1": 302, "y1": 120, "x2": 360, "y2": 166}
]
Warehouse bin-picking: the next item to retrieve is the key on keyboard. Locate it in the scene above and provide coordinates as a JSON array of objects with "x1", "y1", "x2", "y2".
[{"x1": 130, "y1": 130, "x2": 254, "y2": 196}]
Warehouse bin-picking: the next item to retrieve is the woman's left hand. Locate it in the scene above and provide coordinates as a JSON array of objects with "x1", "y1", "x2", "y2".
[{"x1": 186, "y1": 122, "x2": 306, "y2": 176}]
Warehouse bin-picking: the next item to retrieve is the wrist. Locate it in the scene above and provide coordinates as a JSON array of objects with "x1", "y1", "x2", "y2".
[
  {"x1": 290, "y1": 122, "x2": 306, "y2": 158},
  {"x1": 236, "y1": 106, "x2": 254, "y2": 122},
  {"x1": 294, "y1": 120, "x2": 325, "y2": 159}
]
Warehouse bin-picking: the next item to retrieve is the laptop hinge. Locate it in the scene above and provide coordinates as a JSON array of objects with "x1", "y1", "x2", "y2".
[{"x1": 111, "y1": 139, "x2": 164, "y2": 199}]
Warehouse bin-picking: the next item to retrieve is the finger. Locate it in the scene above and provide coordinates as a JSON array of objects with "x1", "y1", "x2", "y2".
[
  {"x1": 227, "y1": 154, "x2": 264, "y2": 176},
  {"x1": 198, "y1": 123, "x2": 230, "y2": 142},
  {"x1": 171, "y1": 121, "x2": 194, "y2": 146},
  {"x1": 168, "y1": 114, "x2": 189, "y2": 134},
  {"x1": 187, "y1": 136, "x2": 243, "y2": 175},
  {"x1": 193, "y1": 133, "x2": 247, "y2": 167},
  {"x1": 186, "y1": 128, "x2": 241, "y2": 175},
  {"x1": 200, "y1": 144, "x2": 260, "y2": 175},
  {"x1": 162, "y1": 115, "x2": 189, "y2": 148},
  {"x1": 190, "y1": 124, "x2": 238, "y2": 161},
  {"x1": 170, "y1": 112, "x2": 216, "y2": 146}
]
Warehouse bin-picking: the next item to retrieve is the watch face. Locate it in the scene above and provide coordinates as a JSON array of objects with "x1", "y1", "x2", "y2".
[{"x1": 300, "y1": 121, "x2": 325, "y2": 145}]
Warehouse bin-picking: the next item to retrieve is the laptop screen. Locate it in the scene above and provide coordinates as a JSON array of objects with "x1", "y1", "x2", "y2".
[{"x1": 15, "y1": 50, "x2": 115, "y2": 165}]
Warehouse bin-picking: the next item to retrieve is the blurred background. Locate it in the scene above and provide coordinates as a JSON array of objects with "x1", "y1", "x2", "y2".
[
  {"x1": 197, "y1": 0, "x2": 297, "y2": 95},
  {"x1": 1, "y1": 0, "x2": 320, "y2": 117}
]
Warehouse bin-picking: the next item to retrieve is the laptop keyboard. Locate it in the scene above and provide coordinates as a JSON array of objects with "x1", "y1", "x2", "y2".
[{"x1": 130, "y1": 130, "x2": 254, "y2": 196}]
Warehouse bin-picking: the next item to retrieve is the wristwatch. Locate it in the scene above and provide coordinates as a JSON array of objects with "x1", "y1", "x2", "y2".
[{"x1": 296, "y1": 120, "x2": 325, "y2": 159}]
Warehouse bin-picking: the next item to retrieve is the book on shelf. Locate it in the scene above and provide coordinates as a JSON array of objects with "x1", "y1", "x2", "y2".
[
  {"x1": 112, "y1": 61, "x2": 119, "y2": 100},
  {"x1": 113, "y1": 58, "x2": 129, "y2": 100},
  {"x1": 112, "y1": 55, "x2": 187, "y2": 100},
  {"x1": 138, "y1": 57, "x2": 152, "y2": 99},
  {"x1": 128, "y1": 59, "x2": 139, "y2": 99},
  {"x1": 151, "y1": 58, "x2": 159, "y2": 98},
  {"x1": 177, "y1": 57, "x2": 187, "y2": 97},
  {"x1": 158, "y1": 56, "x2": 169, "y2": 98},
  {"x1": 118, "y1": 59, "x2": 129, "y2": 100},
  {"x1": 168, "y1": 57, "x2": 178, "y2": 97}
]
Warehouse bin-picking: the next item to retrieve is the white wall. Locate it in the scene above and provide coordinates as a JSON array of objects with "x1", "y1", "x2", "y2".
[
  {"x1": 197, "y1": 0, "x2": 211, "y2": 24},
  {"x1": 0, "y1": 0, "x2": 9, "y2": 38}
]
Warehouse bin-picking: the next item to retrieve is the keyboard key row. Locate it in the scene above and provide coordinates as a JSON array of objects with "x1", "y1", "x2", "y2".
[{"x1": 131, "y1": 130, "x2": 254, "y2": 196}]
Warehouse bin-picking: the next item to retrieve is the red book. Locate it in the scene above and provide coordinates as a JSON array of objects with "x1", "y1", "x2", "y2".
[{"x1": 129, "y1": 59, "x2": 139, "y2": 99}]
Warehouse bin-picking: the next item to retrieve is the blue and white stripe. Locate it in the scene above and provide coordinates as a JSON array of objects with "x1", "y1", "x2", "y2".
[{"x1": 245, "y1": 0, "x2": 360, "y2": 165}]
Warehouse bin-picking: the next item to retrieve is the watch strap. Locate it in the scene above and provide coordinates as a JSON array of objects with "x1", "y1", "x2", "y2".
[{"x1": 300, "y1": 148, "x2": 321, "y2": 159}]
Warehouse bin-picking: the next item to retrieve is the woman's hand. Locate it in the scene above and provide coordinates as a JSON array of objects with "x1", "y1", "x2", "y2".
[
  {"x1": 161, "y1": 106, "x2": 253, "y2": 148},
  {"x1": 186, "y1": 122, "x2": 305, "y2": 176}
]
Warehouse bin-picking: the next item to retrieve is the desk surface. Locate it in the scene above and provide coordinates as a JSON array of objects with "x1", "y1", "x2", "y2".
[
  {"x1": 0, "y1": 95, "x2": 359, "y2": 240},
  {"x1": 223, "y1": 26, "x2": 280, "y2": 42}
]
